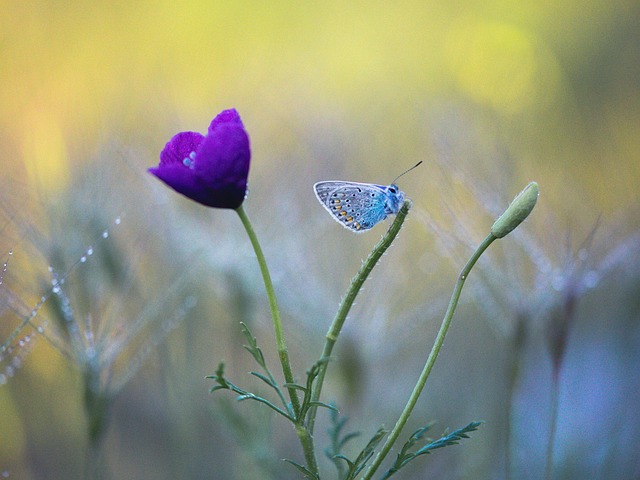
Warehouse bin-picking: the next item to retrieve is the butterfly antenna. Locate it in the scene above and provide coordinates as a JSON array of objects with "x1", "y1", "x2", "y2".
[{"x1": 391, "y1": 161, "x2": 423, "y2": 184}]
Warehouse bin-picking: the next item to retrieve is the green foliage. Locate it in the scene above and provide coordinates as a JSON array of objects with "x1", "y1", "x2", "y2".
[
  {"x1": 208, "y1": 323, "x2": 337, "y2": 425},
  {"x1": 209, "y1": 189, "x2": 506, "y2": 478},
  {"x1": 283, "y1": 459, "x2": 320, "y2": 480},
  {"x1": 322, "y1": 410, "x2": 390, "y2": 480},
  {"x1": 294, "y1": 357, "x2": 338, "y2": 421},
  {"x1": 207, "y1": 321, "x2": 294, "y2": 419},
  {"x1": 380, "y1": 421, "x2": 482, "y2": 479},
  {"x1": 332, "y1": 426, "x2": 388, "y2": 480},
  {"x1": 208, "y1": 359, "x2": 295, "y2": 421},
  {"x1": 325, "y1": 409, "x2": 360, "y2": 478}
]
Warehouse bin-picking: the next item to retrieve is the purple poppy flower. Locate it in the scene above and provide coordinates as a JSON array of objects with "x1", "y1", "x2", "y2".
[{"x1": 149, "y1": 109, "x2": 251, "y2": 209}]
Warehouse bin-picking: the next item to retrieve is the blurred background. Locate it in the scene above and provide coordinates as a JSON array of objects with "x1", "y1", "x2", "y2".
[{"x1": 1, "y1": 1, "x2": 639, "y2": 478}]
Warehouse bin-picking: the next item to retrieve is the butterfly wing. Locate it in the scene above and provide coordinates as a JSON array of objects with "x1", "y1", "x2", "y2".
[{"x1": 314, "y1": 181, "x2": 390, "y2": 232}]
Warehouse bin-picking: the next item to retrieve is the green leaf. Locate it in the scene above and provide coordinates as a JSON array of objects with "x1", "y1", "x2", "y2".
[
  {"x1": 207, "y1": 361, "x2": 294, "y2": 421},
  {"x1": 381, "y1": 421, "x2": 482, "y2": 479},
  {"x1": 282, "y1": 383, "x2": 308, "y2": 392},
  {"x1": 333, "y1": 454, "x2": 355, "y2": 470},
  {"x1": 297, "y1": 358, "x2": 332, "y2": 420},
  {"x1": 325, "y1": 410, "x2": 356, "y2": 478},
  {"x1": 349, "y1": 427, "x2": 387, "y2": 477},
  {"x1": 240, "y1": 322, "x2": 267, "y2": 367},
  {"x1": 283, "y1": 459, "x2": 320, "y2": 480},
  {"x1": 307, "y1": 401, "x2": 339, "y2": 412},
  {"x1": 329, "y1": 425, "x2": 388, "y2": 480},
  {"x1": 397, "y1": 423, "x2": 434, "y2": 458},
  {"x1": 208, "y1": 385, "x2": 227, "y2": 393},
  {"x1": 207, "y1": 362, "x2": 230, "y2": 391},
  {"x1": 339, "y1": 432, "x2": 360, "y2": 449},
  {"x1": 414, "y1": 421, "x2": 481, "y2": 455},
  {"x1": 250, "y1": 371, "x2": 277, "y2": 388}
]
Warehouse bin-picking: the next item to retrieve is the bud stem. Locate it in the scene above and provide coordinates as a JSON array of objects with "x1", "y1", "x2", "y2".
[{"x1": 363, "y1": 232, "x2": 497, "y2": 480}]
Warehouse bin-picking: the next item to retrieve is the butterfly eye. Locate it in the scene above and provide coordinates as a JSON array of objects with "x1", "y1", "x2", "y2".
[{"x1": 388, "y1": 186, "x2": 397, "y2": 194}]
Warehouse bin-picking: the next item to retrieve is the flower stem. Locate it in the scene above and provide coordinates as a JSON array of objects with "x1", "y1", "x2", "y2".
[
  {"x1": 235, "y1": 206, "x2": 300, "y2": 412},
  {"x1": 362, "y1": 232, "x2": 497, "y2": 480},
  {"x1": 235, "y1": 206, "x2": 317, "y2": 472},
  {"x1": 307, "y1": 201, "x2": 412, "y2": 435}
]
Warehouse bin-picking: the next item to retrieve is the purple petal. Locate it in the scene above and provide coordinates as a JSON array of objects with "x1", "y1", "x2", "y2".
[
  {"x1": 148, "y1": 163, "x2": 212, "y2": 206},
  {"x1": 159, "y1": 131, "x2": 205, "y2": 166},
  {"x1": 149, "y1": 109, "x2": 251, "y2": 209},
  {"x1": 195, "y1": 122, "x2": 250, "y2": 192},
  {"x1": 207, "y1": 108, "x2": 243, "y2": 135}
]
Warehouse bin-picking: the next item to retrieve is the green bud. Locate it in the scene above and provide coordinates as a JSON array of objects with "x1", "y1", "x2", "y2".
[{"x1": 491, "y1": 182, "x2": 539, "y2": 238}]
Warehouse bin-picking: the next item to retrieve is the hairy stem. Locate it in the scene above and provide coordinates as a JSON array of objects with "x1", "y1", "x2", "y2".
[
  {"x1": 308, "y1": 201, "x2": 412, "y2": 435},
  {"x1": 235, "y1": 206, "x2": 317, "y2": 473},
  {"x1": 362, "y1": 233, "x2": 497, "y2": 479}
]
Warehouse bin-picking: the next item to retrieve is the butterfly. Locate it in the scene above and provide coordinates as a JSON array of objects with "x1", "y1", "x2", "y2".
[{"x1": 314, "y1": 162, "x2": 422, "y2": 233}]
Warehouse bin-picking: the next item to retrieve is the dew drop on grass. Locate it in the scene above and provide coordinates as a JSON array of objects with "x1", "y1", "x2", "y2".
[
  {"x1": 80, "y1": 256, "x2": 87, "y2": 263},
  {"x1": 102, "y1": 231, "x2": 109, "y2": 239},
  {"x1": 87, "y1": 247, "x2": 94, "y2": 256}
]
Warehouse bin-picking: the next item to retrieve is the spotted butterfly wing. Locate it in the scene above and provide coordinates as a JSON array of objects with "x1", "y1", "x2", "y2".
[
  {"x1": 314, "y1": 181, "x2": 398, "y2": 232},
  {"x1": 314, "y1": 162, "x2": 420, "y2": 233}
]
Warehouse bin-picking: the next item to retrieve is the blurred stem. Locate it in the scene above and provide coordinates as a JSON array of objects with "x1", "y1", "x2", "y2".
[
  {"x1": 235, "y1": 206, "x2": 316, "y2": 472},
  {"x1": 504, "y1": 348, "x2": 518, "y2": 480},
  {"x1": 505, "y1": 316, "x2": 527, "y2": 480},
  {"x1": 362, "y1": 233, "x2": 497, "y2": 480},
  {"x1": 83, "y1": 367, "x2": 112, "y2": 480},
  {"x1": 545, "y1": 366, "x2": 561, "y2": 480},
  {"x1": 308, "y1": 201, "x2": 412, "y2": 436}
]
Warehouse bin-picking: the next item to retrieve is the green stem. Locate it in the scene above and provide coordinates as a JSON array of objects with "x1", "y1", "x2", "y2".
[
  {"x1": 235, "y1": 206, "x2": 300, "y2": 412},
  {"x1": 235, "y1": 206, "x2": 317, "y2": 473},
  {"x1": 362, "y1": 233, "x2": 497, "y2": 480},
  {"x1": 307, "y1": 201, "x2": 412, "y2": 435}
]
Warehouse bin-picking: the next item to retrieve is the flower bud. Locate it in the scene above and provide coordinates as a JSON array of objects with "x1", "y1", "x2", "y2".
[
  {"x1": 491, "y1": 182, "x2": 539, "y2": 238},
  {"x1": 149, "y1": 109, "x2": 250, "y2": 209}
]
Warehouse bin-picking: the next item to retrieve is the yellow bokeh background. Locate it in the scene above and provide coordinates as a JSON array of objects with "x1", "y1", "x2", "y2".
[{"x1": 1, "y1": 1, "x2": 639, "y2": 479}]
